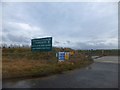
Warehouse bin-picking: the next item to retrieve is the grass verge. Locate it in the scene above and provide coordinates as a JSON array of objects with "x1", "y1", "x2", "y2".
[{"x1": 2, "y1": 59, "x2": 93, "y2": 79}]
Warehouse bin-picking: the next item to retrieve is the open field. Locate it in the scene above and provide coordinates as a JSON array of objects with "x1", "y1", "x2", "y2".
[{"x1": 2, "y1": 48, "x2": 93, "y2": 79}]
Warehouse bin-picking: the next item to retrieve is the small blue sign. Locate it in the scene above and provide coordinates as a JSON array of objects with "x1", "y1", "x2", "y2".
[{"x1": 58, "y1": 52, "x2": 65, "y2": 60}]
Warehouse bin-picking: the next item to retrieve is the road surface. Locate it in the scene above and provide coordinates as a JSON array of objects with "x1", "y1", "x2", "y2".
[{"x1": 2, "y1": 56, "x2": 118, "y2": 88}]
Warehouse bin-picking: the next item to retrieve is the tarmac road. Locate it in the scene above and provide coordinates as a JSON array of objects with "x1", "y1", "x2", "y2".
[{"x1": 2, "y1": 56, "x2": 118, "y2": 88}]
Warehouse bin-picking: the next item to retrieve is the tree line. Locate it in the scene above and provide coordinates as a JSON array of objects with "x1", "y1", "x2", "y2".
[{"x1": 1, "y1": 44, "x2": 119, "y2": 56}]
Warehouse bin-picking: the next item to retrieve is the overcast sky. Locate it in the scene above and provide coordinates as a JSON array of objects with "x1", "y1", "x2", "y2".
[{"x1": 2, "y1": 1, "x2": 118, "y2": 49}]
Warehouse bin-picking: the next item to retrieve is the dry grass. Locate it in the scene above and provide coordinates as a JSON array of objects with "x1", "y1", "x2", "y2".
[
  {"x1": 2, "y1": 48, "x2": 93, "y2": 79},
  {"x1": 2, "y1": 59, "x2": 49, "y2": 78},
  {"x1": 2, "y1": 58, "x2": 93, "y2": 79}
]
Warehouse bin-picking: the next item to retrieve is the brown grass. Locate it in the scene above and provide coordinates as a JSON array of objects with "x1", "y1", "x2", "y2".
[
  {"x1": 2, "y1": 48, "x2": 93, "y2": 79},
  {"x1": 2, "y1": 59, "x2": 49, "y2": 78},
  {"x1": 2, "y1": 58, "x2": 93, "y2": 79}
]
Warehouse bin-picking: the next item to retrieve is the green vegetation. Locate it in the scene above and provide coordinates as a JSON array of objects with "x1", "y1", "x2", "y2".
[
  {"x1": 78, "y1": 49, "x2": 118, "y2": 56},
  {"x1": 2, "y1": 47, "x2": 93, "y2": 79}
]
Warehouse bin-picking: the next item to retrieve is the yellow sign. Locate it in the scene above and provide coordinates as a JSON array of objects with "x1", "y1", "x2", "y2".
[
  {"x1": 70, "y1": 51, "x2": 74, "y2": 56},
  {"x1": 65, "y1": 52, "x2": 69, "y2": 60}
]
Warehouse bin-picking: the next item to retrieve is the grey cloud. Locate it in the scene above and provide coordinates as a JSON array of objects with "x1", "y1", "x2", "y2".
[
  {"x1": 73, "y1": 41, "x2": 117, "y2": 50},
  {"x1": 66, "y1": 40, "x2": 70, "y2": 44},
  {"x1": 54, "y1": 41, "x2": 60, "y2": 44},
  {"x1": 4, "y1": 33, "x2": 30, "y2": 44},
  {"x1": 2, "y1": 35, "x2": 8, "y2": 42}
]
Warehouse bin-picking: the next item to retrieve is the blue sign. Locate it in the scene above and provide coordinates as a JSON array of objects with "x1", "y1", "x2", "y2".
[{"x1": 58, "y1": 52, "x2": 65, "y2": 61}]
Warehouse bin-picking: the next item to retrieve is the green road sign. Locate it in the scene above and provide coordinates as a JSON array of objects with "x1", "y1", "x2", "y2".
[{"x1": 31, "y1": 37, "x2": 52, "y2": 52}]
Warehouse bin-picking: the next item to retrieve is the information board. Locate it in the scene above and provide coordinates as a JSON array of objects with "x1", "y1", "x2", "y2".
[{"x1": 31, "y1": 37, "x2": 52, "y2": 52}]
